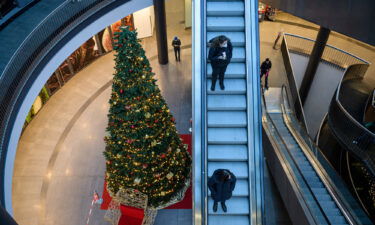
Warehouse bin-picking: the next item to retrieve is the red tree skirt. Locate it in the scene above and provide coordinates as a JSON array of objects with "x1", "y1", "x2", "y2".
[{"x1": 101, "y1": 134, "x2": 192, "y2": 210}]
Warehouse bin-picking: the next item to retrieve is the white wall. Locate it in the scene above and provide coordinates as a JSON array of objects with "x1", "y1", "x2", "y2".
[
  {"x1": 4, "y1": 0, "x2": 153, "y2": 214},
  {"x1": 133, "y1": 6, "x2": 155, "y2": 39},
  {"x1": 184, "y1": 0, "x2": 192, "y2": 28}
]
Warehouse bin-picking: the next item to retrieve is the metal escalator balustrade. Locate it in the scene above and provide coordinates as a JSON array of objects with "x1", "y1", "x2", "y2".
[
  {"x1": 262, "y1": 86, "x2": 372, "y2": 224},
  {"x1": 193, "y1": 0, "x2": 263, "y2": 224}
]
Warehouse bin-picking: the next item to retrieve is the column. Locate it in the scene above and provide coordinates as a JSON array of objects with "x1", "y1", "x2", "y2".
[
  {"x1": 153, "y1": 0, "x2": 168, "y2": 64},
  {"x1": 300, "y1": 27, "x2": 330, "y2": 105}
]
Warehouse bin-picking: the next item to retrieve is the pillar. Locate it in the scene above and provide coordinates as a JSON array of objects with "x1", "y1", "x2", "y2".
[
  {"x1": 300, "y1": 27, "x2": 330, "y2": 105},
  {"x1": 153, "y1": 0, "x2": 168, "y2": 64}
]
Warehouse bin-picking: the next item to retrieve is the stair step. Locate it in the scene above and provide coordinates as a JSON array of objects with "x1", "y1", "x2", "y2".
[
  {"x1": 207, "y1": 17, "x2": 245, "y2": 31},
  {"x1": 208, "y1": 145, "x2": 248, "y2": 161},
  {"x1": 207, "y1": 32, "x2": 245, "y2": 47},
  {"x1": 315, "y1": 194, "x2": 332, "y2": 201},
  {"x1": 312, "y1": 188, "x2": 328, "y2": 195},
  {"x1": 207, "y1": 47, "x2": 245, "y2": 63},
  {"x1": 327, "y1": 216, "x2": 347, "y2": 224},
  {"x1": 207, "y1": 79, "x2": 246, "y2": 94},
  {"x1": 207, "y1": 1, "x2": 244, "y2": 16},
  {"x1": 208, "y1": 111, "x2": 247, "y2": 127},
  {"x1": 208, "y1": 215, "x2": 249, "y2": 225},
  {"x1": 208, "y1": 179, "x2": 249, "y2": 196},
  {"x1": 207, "y1": 63, "x2": 246, "y2": 78},
  {"x1": 207, "y1": 95, "x2": 246, "y2": 110},
  {"x1": 208, "y1": 162, "x2": 248, "y2": 179},
  {"x1": 208, "y1": 197, "x2": 249, "y2": 215},
  {"x1": 208, "y1": 128, "x2": 247, "y2": 144}
]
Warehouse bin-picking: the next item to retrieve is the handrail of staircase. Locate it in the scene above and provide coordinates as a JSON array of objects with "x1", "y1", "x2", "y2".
[
  {"x1": 281, "y1": 85, "x2": 372, "y2": 224},
  {"x1": 192, "y1": 0, "x2": 207, "y2": 224},
  {"x1": 244, "y1": 0, "x2": 264, "y2": 224},
  {"x1": 261, "y1": 93, "x2": 328, "y2": 225}
]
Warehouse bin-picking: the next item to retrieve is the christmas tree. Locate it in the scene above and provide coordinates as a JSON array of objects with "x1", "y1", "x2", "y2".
[{"x1": 104, "y1": 27, "x2": 191, "y2": 208}]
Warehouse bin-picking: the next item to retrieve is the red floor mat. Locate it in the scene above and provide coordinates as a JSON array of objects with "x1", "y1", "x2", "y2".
[{"x1": 101, "y1": 134, "x2": 192, "y2": 210}]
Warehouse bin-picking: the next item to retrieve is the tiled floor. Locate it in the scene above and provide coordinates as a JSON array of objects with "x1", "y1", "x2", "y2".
[{"x1": 11, "y1": 3, "x2": 375, "y2": 225}]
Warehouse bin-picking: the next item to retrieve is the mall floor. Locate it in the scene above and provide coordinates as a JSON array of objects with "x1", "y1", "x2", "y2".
[{"x1": 12, "y1": 2, "x2": 375, "y2": 225}]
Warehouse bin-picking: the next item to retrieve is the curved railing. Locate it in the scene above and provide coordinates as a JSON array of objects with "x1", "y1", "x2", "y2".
[
  {"x1": 283, "y1": 33, "x2": 370, "y2": 69},
  {"x1": 328, "y1": 64, "x2": 375, "y2": 176},
  {"x1": 0, "y1": 0, "x2": 132, "y2": 205}
]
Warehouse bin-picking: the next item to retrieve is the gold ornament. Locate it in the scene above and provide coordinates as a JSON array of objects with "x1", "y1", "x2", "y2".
[
  {"x1": 166, "y1": 172, "x2": 173, "y2": 180},
  {"x1": 145, "y1": 112, "x2": 151, "y2": 118},
  {"x1": 134, "y1": 177, "x2": 141, "y2": 184}
]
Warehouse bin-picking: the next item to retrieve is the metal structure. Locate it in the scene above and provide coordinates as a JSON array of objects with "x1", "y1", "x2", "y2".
[{"x1": 193, "y1": 0, "x2": 264, "y2": 224}]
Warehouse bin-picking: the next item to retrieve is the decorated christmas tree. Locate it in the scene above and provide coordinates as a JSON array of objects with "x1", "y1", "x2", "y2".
[{"x1": 104, "y1": 27, "x2": 191, "y2": 209}]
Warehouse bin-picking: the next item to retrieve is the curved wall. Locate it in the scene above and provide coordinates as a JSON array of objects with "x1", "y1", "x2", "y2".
[{"x1": 4, "y1": 0, "x2": 153, "y2": 214}]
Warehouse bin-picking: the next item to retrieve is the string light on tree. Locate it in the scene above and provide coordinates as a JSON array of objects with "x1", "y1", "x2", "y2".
[{"x1": 104, "y1": 27, "x2": 191, "y2": 209}]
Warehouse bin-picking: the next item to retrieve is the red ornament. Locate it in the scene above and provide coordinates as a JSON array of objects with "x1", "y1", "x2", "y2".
[
  {"x1": 129, "y1": 69, "x2": 133, "y2": 73},
  {"x1": 161, "y1": 153, "x2": 166, "y2": 158},
  {"x1": 155, "y1": 120, "x2": 159, "y2": 123},
  {"x1": 142, "y1": 164, "x2": 148, "y2": 169},
  {"x1": 120, "y1": 89, "x2": 123, "y2": 93},
  {"x1": 131, "y1": 125, "x2": 135, "y2": 129},
  {"x1": 171, "y1": 117, "x2": 175, "y2": 122}
]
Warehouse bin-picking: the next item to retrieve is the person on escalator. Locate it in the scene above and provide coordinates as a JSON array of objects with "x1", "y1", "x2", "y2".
[
  {"x1": 260, "y1": 58, "x2": 272, "y2": 90},
  {"x1": 208, "y1": 35, "x2": 233, "y2": 91},
  {"x1": 208, "y1": 169, "x2": 236, "y2": 213}
]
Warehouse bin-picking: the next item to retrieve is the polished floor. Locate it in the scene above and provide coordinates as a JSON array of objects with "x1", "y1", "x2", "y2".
[{"x1": 12, "y1": 3, "x2": 375, "y2": 225}]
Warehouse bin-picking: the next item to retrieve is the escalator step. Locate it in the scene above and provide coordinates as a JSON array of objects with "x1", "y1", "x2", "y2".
[
  {"x1": 207, "y1": 17, "x2": 245, "y2": 31},
  {"x1": 208, "y1": 95, "x2": 246, "y2": 110},
  {"x1": 207, "y1": 1, "x2": 244, "y2": 16},
  {"x1": 208, "y1": 128, "x2": 247, "y2": 144},
  {"x1": 208, "y1": 215, "x2": 249, "y2": 225},
  {"x1": 208, "y1": 197, "x2": 249, "y2": 215},
  {"x1": 208, "y1": 144, "x2": 248, "y2": 161},
  {"x1": 207, "y1": 47, "x2": 245, "y2": 62},
  {"x1": 207, "y1": 78, "x2": 246, "y2": 95}
]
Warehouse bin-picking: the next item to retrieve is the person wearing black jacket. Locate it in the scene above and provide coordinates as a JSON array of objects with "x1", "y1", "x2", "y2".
[
  {"x1": 172, "y1": 36, "x2": 181, "y2": 61},
  {"x1": 208, "y1": 169, "x2": 236, "y2": 213},
  {"x1": 208, "y1": 35, "x2": 233, "y2": 91},
  {"x1": 260, "y1": 58, "x2": 272, "y2": 90}
]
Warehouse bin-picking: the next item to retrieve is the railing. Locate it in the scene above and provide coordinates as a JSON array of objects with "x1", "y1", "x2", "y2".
[
  {"x1": 0, "y1": 0, "x2": 131, "y2": 205},
  {"x1": 262, "y1": 93, "x2": 329, "y2": 225},
  {"x1": 192, "y1": 0, "x2": 206, "y2": 224},
  {"x1": 284, "y1": 33, "x2": 369, "y2": 70},
  {"x1": 280, "y1": 35, "x2": 308, "y2": 133},
  {"x1": 281, "y1": 85, "x2": 372, "y2": 225},
  {"x1": 328, "y1": 64, "x2": 375, "y2": 176},
  {"x1": 245, "y1": 0, "x2": 264, "y2": 224}
]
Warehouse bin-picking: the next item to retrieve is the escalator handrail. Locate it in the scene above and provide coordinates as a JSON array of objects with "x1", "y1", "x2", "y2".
[
  {"x1": 281, "y1": 85, "x2": 364, "y2": 225},
  {"x1": 192, "y1": 0, "x2": 206, "y2": 224},
  {"x1": 261, "y1": 93, "x2": 329, "y2": 225},
  {"x1": 244, "y1": 0, "x2": 264, "y2": 224}
]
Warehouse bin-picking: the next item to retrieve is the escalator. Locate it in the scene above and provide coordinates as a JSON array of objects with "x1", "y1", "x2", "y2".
[
  {"x1": 262, "y1": 86, "x2": 372, "y2": 225},
  {"x1": 193, "y1": 0, "x2": 263, "y2": 224}
]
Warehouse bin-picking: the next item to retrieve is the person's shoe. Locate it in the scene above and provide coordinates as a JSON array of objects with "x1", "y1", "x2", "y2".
[
  {"x1": 221, "y1": 202, "x2": 227, "y2": 213},
  {"x1": 265, "y1": 86, "x2": 269, "y2": 90},
  {"x1": 220, "y1": 84, "x2": 225, "y2": 90},
  {"x1": 213, "y1": 202, "x2": 218, "y2": 212},
  {"x1": 211, "y1": 85, "x2": 215, "y2": 91}
]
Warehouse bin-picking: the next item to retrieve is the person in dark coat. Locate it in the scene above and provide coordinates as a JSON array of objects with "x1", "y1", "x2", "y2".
[
  {"x1": 208, "y1": 35, "x2": 233, "y2": 91},
  {"x1": 208, "y1": 169, "x2": 236, "y2": 212},
  {"x1": 172, "y1": 36, "x2": 181, "y2": 61},
  {"x1": 260, "y1": 58, "x2": 272, "y2": 90}
]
